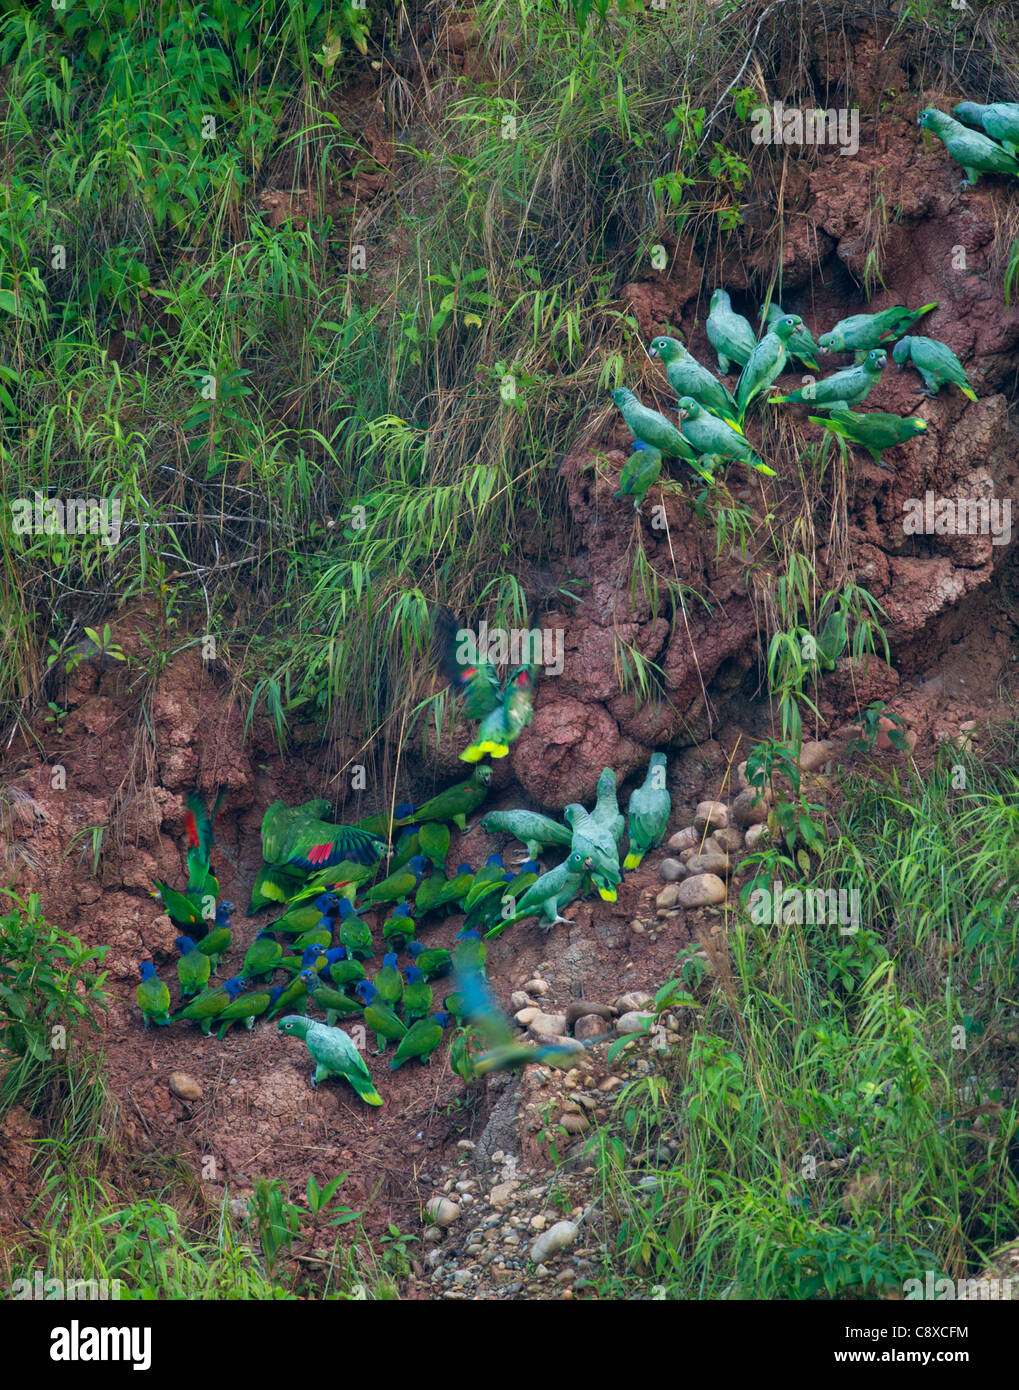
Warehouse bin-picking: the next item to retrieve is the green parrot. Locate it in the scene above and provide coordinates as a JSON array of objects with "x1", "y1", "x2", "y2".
[
  {"x1": 486, "y1": 850, "x2": 592, "y2": 936},
  {"x1": 809, "y1": 409, "x2": 928, "y2": 470},
  {"x1": 462, "y1": 854, "x2": 508, "y2": 912},
  {"x1": 184, "y1": 789, "x2": 224, "y2": 907},
  {"x1": 456, "y1": 971, "x2": 591, "y2": 1076},
  {"x1": 300, "y1": 971, "x2": 362, "y2": 1026},
  {"x1": 954, "y1": 101, "x2": 1019, "y2": 156},
  {"x1": 215, "y1": 988, "x2": 272, "y2": 1039},
  {"x1": 175, "y1": 935, "x2": 211, "y2": 999},
  {"x1": 433, "y1": 862, "x2": 475, "y2": 910},
  {"x1": 359, "y1": 856, "x2": 427, "y2": 911},
  {"x1": 278, "y1": 1015, "x2": 383, "y2": 1105},
  {"x1": 442, "y1": 991, "x2": 470, "y2": 1024},
  {"x1": 319, "y1": 948, "x2": 367, "y2": 991},
  {"x1": 761, "y1": 303, "x2": 820, "y2": 370},
  {"x1": 891, "y1": 335, "x2": 977, "y2": 400},
  {"x1": 259, "y1": 799, "x2": 387, "y2": 875},
  {"x1": 405, "y1": 941, "x2": 453, "y2": 980},
  {"x1": 591, "y1": 768, "x2": 626, "y2": 844},
  {"x1": 706, "y1": 288, "x2": 757, "y2": 373},
  {"x1": 564, "y1": 803, "x2": 621, "y2": 898},
  {"x1": 390, "y1": 1012, "x2": 449, "y2": 1069},
  {"x1": 613, "y1": 442, "x2": 664, "y2": 510},
  {"x1": 336, "y1": 900, "x2": 374, "y2": 960},
  {"x1": 770, "y1": 349, "x2": 886, "y2": 410},
  {"x1": 354, "y1": 981, "x2": 409, "y2": 1053},
  {"x1": 152, "y1": 880, "x2": 208, "y2": 933},
  {"x1": 173, "y1": 976, "x2": 247, "y2": 1034},
  {"x1": 388, "y1": 824, "x2": 422, "y2": 873},
  {"x1": 817, "y1": 304, "x2": 937, "y2": 361},
  {"x1": 918, "y1": 106, "x2": 1019, "y2": 185},
  {"x1": 452, "y1": 929, "x2": 487, "y2": 977},
  {"x1": 411, "y1": 765, "x2": 493, "y2": 831},
  {"x1": 418, "y1": 821, "x2": 450, "y2": 869},
  {"x1": 481, "y1": 810, "x2": 572, "y2": 862},
  {"x1": 293, "y1": 921, "x2": 333, "y2": 953},
  {"x1": 355, "y1": 801, "x2": 416, "y2": 838},
  {"x1": 241, "y1": 930, "x2": 285, "y2": 979},
  {"x1": 610, "y1": 389, "x2": 714, "y2": 482},
  {"x1": 266, "y1": 971, "x2": 313, "y2": 1021},
  {"x1": 283, "y1": 862, "x2": 374, "y2": 907},
  {"x1": 401, "y1": 965, "x2": 433, "y2": 1023},
  {"x1": 449, "y1": 1027, "x2": 477, "y2": 1081},
  {"x1": 413, "y1": 867, "x2": 449, "y2": 917},
  {"x1": 647, "y1": 335, "x2": 739, "y2": 424},
  {"x1": 735, "y1": 313, "x2": 803, "y2": 417},
  {"x1": 467, "y1": 860, "x2": 539, "y2": 934},
  {"x1": 373, "y1": 952, "x2": 405, "y2": 1008},
  {"x1": 247, "y1": 864, "x2": 306, "y2": 914},
  {"x1": 268, "y1": 893, "x2": 340, "y2": 936},
  {"x1": 624, "y1": 752, "x2": 672, "y2": 869},
  {"x1": 677, "y1": 398, "x2": 774, "y2": 475},
  {"x1": 136, "y1": 962, "x2": 171, "y2": 1029},
  {"x1": 194, "y1": 904, "x2": 233, "y2": 971}
]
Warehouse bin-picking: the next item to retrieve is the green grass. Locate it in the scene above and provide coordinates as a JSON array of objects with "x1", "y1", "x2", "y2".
[{"x1": 584, "y1": 722, "x2": 1019, "y2": 1299}]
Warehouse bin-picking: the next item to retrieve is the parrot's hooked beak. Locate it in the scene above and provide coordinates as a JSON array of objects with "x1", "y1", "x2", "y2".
[
  {"x1": 678, "y1": 408, "x2": 688, "y2": 420},
  {"x1": 648, "y1": 346, "x2": 659, "y2": 358}
]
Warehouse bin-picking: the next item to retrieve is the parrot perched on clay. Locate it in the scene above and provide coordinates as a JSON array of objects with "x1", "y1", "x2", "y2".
[
  {"x1": 404, "y1": 940, "x2": 453, "y2": 981},
  {"x1": 809, "y1": 409, "x2": 928, "y2": 469},
  {"x1": 300, "y1": 971, "x2": 362, "y2": 1026},
  {"x1": 735, "y1": 313, "x2": 803, "y2": 417},
  {"x1": 266, "y1": 971, "x2": 312, "y2": 1020},
  {"x1": 401, "y1": 965, "x2": 433, "y2": 1023},
  {"x1": 433, "y1": 862, "x2": 475, "y2": 910},
  {"x1": 918, "y1": 106, "x2": 1019, "y2": 186},
  {"x1": 613, "y1": 441, "x2": 664, "y2": 510},
  {"x1": 173, "y1": 976, "x2": 247, "y2": 1033},
  {"x1": 486, "y1": 850, "x2": 592, "y2": 936},
  {"x1": 268, "y1": 893, "x2": 340, "y2": 936},
  {"x1": 293, "y1": 919, "x2": 334, "y2": 953},
  {"x1": 390, "y1": 1012, "x2": 450, "y2": 1069},
  {"x1": 761, "y1": 303, "x2": 820, "y2": 371},
  {"x1": 317, "y1": 947, "x2": 367, "y2": 991},
  {"x1": 388, "y1": 824, "x2": 421, "y2": 873},
  {"x1": 410, "y1": 765, "x2": 493, "y2": 830},
  {"x1": 706, "y1": 288, "x2": 757, "y2": 373},
  {"x1": 565, "y1": 803, "x2": 622, "y2": 892},
  {"x1": 817, "y1": 304, "x2": 937, "y2": 360},
  {"x1": 278, "y1": 1015, "x2": 383, "y2": 1105},
  {"x1": 609, "y1": 389, "x2": 714, "y2": 482},
  {"x1": 175, "y1": 935, "x2": 211, "y2": 999},
  {"x1": 462, "y1": 854, "x2": 507, "y2": 911},
  {"x1": 354, "y1": 981, "x2": 409, "y2": 1054},
  {"x1": 372, "y1": 952, "x2": 404, "y2": 1009},
  {"x1": 591, "y1": 768, "x2": 626, "y2": 845},
  {"x1": 417, "y1": 821, "x2": 450, "y2": 869},
  {"x1": 677, "y1": 399, "x2": 774, "y2": 474},
  {"x1": 259, "y1": 799, "x2": 387, "y2": 875},
  {"x1": 891, "y1": 335, "x2": 977, "y2": 400},
  {"x1": 335, "y1": 899, "x2": 375, "y2": 959},
  {"x1": 624, "y1": 752, "x2": 672, "y2": 870},
  {"x1": 215, "y1": 987, "x2": 272, "y2": 1038},
  {"x1": 648, "y1": 336, "x2": 739, "y2": 422},
  {"x1": 467, "y1": 860, "x2": 539, "y2": 934},
  {"x1": 195, "y1": 902, "x2": 234, "y2": 971},
  {"x1": 136, "y1": 962, "x2": 171, "y2": 1029},
  {"x1": 481, "y1": 810, "x2": 572, "y2": 861},
  {"x1": 242, "y1": 930, "x2": 285, "y2": 979},
  {"x1": 355, "y1": 802, "x2": 416, "y2": 838},
  {"x1": 413, "y1": 866, "x2": 450, "y2": 917},
  {"x1": 770, "y1": 350, "x2": 887, "y2": 410},
  {"x1": 382, "y1": 903, "x2": 416, "y2": 951},
  {"x1": 954, "y1": 101, "x2": 1019, "y2": 156},
  {"x1": 359, "y1": 856, "x2": 428, "y2": 910}
]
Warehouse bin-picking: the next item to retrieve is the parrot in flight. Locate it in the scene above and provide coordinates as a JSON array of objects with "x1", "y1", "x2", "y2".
[
  {"x1": 278, "y1": 1015, "x2": 383, "y2": 1105},
  {"x1": 624, "y1": 753, "x2": 672, "y2": 869},
  {"x1": 259, "y1": 800, "x2": 387, "y2": 875},
  {"x1": 918, "y1": 106, "x2": 1019, "y2": 185},
  {"x1": 183, "y1": 789, "x2": 224, "y2": 910},
  {"x1": 891, "y1": 335, "x2": 977, "y2": 400},
  {"x1": 434, "y1": 605, "x2": 537, "y2": 763}
]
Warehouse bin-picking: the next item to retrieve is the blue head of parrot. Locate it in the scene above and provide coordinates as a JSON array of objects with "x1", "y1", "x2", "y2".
[
  {"x1": 485, "y1": 853, "x2": 504, "y2": 868},
  {"x1": 455, "y1": 929, "x2": 481, "y2": 942},
  {"x1": 405, "y1": 941, "x2": 423, "y2": 959},
  {"x1": 336, "y1": 898, "x2": 356, "y2": 919},
  {"x1": 175, "y1": 935, "x2": 198, "y2": 955},
  {"x1": 301, "y1": 946, "x2": 322, "y2": 967},
  {"x1": 395, "y1": 801, "x2": 416, "y2": 819},
  {"x1": 407, "y1": 855, "x2": 428, "y2": 876},
  {"x1": 139, "y1": 961, "x2": 158, "y2": 981},
  {"x1": 404, "y1": 965, "x2": 425, "y2": 983},
  {"x1": 223, "y1": 977, "x2": 246, "y2": 999},
  {"x1": 432, "y1": 1011, "x2": 451, "y2": 1028},
  {"x1": 500, "y1": 873, "x2": 514, "y2": 884},
  {"x1": 383, "y1": 952, "x2": 399, "y2": 969},
  {"x1": 299, "y1": 970, "x2": 318, "y2": 988},
  {"x1": 314, "y1": 892, "x2": 339, "y2": 912},
  {"x1": 215, "y1": 901, "x2": 235, "y2": 925},
  {"x1": 391, "y1": 902, "x2": 412, "y2": 917},
  {"x1": 354, "y1": 980, "x2": 378, "y2": 1005},
  {"x1": 455, "y1": 862, "x2": 471, "y2": 874},
  {"x1": 322, "y1": 946, "x2": 347, "y2": 963}
]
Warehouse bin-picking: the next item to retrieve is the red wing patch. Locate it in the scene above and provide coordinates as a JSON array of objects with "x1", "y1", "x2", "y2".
[
  {"x1": 185, "y1": 810, "x2": 200, "y2": 847},
  {"x1": 305, "y1": 843, "x2": 335, "y2": 867}
]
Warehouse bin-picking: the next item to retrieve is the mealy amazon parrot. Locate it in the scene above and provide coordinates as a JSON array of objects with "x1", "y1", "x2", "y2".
[
  {"x1": 770, "y1": 350, "x2": 886, "y2": 410},
  {"x1": 917, "y1": 107, "x2": 1019, "y2": 186},
  {"x1": 591, "y1": 768, "x2": 626, "y2": 844},
  {"x1": 891, "y1": 335, "x2": 977, "y2": 400},
  {"x1": 808, "y1": 408, "x2": 928, "y2": 470},
  {"x1": 761, "y1": 303, "x2": 820, "y2": 371},
  {"x1": 648, "y1": 335, "x2": 739, "y2": 423},
  {"x1": 486, "y1": 850, "x2": 592, "y2": 936},
  {"x1": 278, "y1": 1015, "x2": 383, "y2": 1105},
  {"x1": 954, "y1": 100, "x2": 1019, "y2": 156},
  {"x1": 677, "y1": 398, "x2": 774, "y2": 474},
  {"x1": 817, "y1": 304, "x2": 937, "y2": 361},
  {"x1": 136, "y1": 962, "x2": 171, "y2": 1028},
  {"x1": 481, "y1": 809, "x2": 572, "y2": 862},
  {"x1": 624, "y1": 752, "x2": 672, "y2": 869},
  {"x1": 706, "y1": 288, "x2": 757, "y2": 373},
  {"x1": 610, "y1": 389, "x2": 714, "y2": 483},
  {"x1": 735, "y1": 313, "x2": 803, "y2": 418},
  {"x1": 564, "y1": 803, "x2": 621, "y2": 893}
]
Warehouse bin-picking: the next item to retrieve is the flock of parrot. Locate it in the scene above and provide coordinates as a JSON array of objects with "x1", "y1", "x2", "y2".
[
  {"x1": 134, "y1": 751, "x2": 674, "y2": 1105},
  {"x1": 609, "y1": 96, "x2": 1019, "y2": 509}
]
